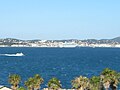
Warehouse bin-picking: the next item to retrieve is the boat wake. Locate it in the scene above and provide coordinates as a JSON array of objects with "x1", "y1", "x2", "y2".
[{"x1": 0, "y1": 53, "x2": 24, "y2": 57}]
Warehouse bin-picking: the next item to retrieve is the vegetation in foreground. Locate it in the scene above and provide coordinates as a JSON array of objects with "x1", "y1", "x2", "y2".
[{"x1": 8, "y1": 68, "x2": 120, "y2": 90}]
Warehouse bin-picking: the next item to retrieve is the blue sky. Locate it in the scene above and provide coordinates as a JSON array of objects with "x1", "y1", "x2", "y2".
[{"x1": 0, "y1": 0, "x2": 120, "y2": 40}]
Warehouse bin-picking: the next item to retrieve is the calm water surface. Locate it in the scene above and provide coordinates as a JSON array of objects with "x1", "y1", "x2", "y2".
[{"x1": 0, "y1": 47, "x2": 120, "y2": 89}]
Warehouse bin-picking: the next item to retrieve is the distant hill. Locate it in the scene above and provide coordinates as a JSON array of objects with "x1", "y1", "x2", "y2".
[{"x1": 112, "y1": 37, "x2": 120, "y2": 43}]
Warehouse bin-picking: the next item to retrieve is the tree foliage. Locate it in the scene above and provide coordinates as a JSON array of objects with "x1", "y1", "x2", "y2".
[
  {"x1": 8, "y1": 68, "x2": 120, "y2": 90},
  {"x1": 48, "y1": 77, "x2": 62, "y2": 90},
  {"x1": 101, "y1": 68, "x2": 120, "y2": 90},
  {"x1": 8, "y1": 74, "x2": 21, "y2": 90},
  {"x1": 24, "y1": 74, "x2": 43, "y2": 90},
  {"x1": 71, "y1": 76, "x2": 91, "y2": 90}
]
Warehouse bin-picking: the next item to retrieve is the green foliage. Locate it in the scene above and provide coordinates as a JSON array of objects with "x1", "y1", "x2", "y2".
[
  {"x1": 8, "y1": 74, "x2": 21, "y2": 85},
  {"x1": 90, "y1": 76, "x2": 100, "y2": 84},
  {"x1": 101, "y1": 68, "x2": 120, "y2": 90},
  {"x1": 48, "y1": 77, "x2": 62, "y2": 90},
  {"x1": 71, "y1": 76, "x2": 91, "y2": 90},
  {"x1": 7, "y1": 68, "x2": 120, "y2": 90},
  {"x1": 71, "y1": 68, "x2": 120, "y2": 90},
  {"x1": 24, "y1": 74, "x2": 43, "y2": 90},
  {"x1": 90, "y1": 76, "x2": 100, "y2": 90},
  {"x1": 8, "y1": 74, "x2": 21, "y2": 90},
  {"x1": 33, "y1": 74, "x2": 44, "y2": 89},
  {"x1": 17, "y1": 87, "x2": 26, "y2": 90},
  {"x1": 24, "y1": 77, "x2": 34, "y2": 90}
]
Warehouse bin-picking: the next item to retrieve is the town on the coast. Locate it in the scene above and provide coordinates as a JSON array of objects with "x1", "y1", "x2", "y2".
[{"x1": 0, "y1": 37, "x2": 120, "y2": 48}]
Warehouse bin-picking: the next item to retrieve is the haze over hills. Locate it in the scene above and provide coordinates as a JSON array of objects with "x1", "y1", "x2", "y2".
[
  {"x1": 1, "y1": 36, "x2": 120, "y2": 40},
  {"x1": 1, "y1": 36, "x2": 120, "y2": 42}
]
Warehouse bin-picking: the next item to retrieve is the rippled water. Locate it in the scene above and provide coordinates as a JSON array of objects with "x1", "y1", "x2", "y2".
[{"x1": 0, "y1": 47, "x2": 120, "y2": 89}]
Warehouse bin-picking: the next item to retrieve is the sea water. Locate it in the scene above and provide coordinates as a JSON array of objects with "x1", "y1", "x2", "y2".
[{"x1": 0, "y1": 47, "x2": 120, "y2": 89}]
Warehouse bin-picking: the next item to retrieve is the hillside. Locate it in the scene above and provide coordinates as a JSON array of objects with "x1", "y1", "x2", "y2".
[{"x1": 112, "y1": 37, "x2": 120, "y2": 43}]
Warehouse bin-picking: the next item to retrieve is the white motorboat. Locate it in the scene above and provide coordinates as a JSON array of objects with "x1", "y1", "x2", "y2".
[{"x1": 4, "y1": 53, "x2": 24, "y2": 56}]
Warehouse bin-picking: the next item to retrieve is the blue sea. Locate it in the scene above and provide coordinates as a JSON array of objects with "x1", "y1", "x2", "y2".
[{"x1": 0, "y1": 47, "x2": 120, "y2": 89}]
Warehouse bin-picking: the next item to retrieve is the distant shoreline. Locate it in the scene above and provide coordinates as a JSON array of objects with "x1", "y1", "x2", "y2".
[
  {"x1": 0, "y1": 46, "x2": 120, "y2": 48},
  {"x1": 1, "y1": 37, "x2": 120, "y2": 48}
]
